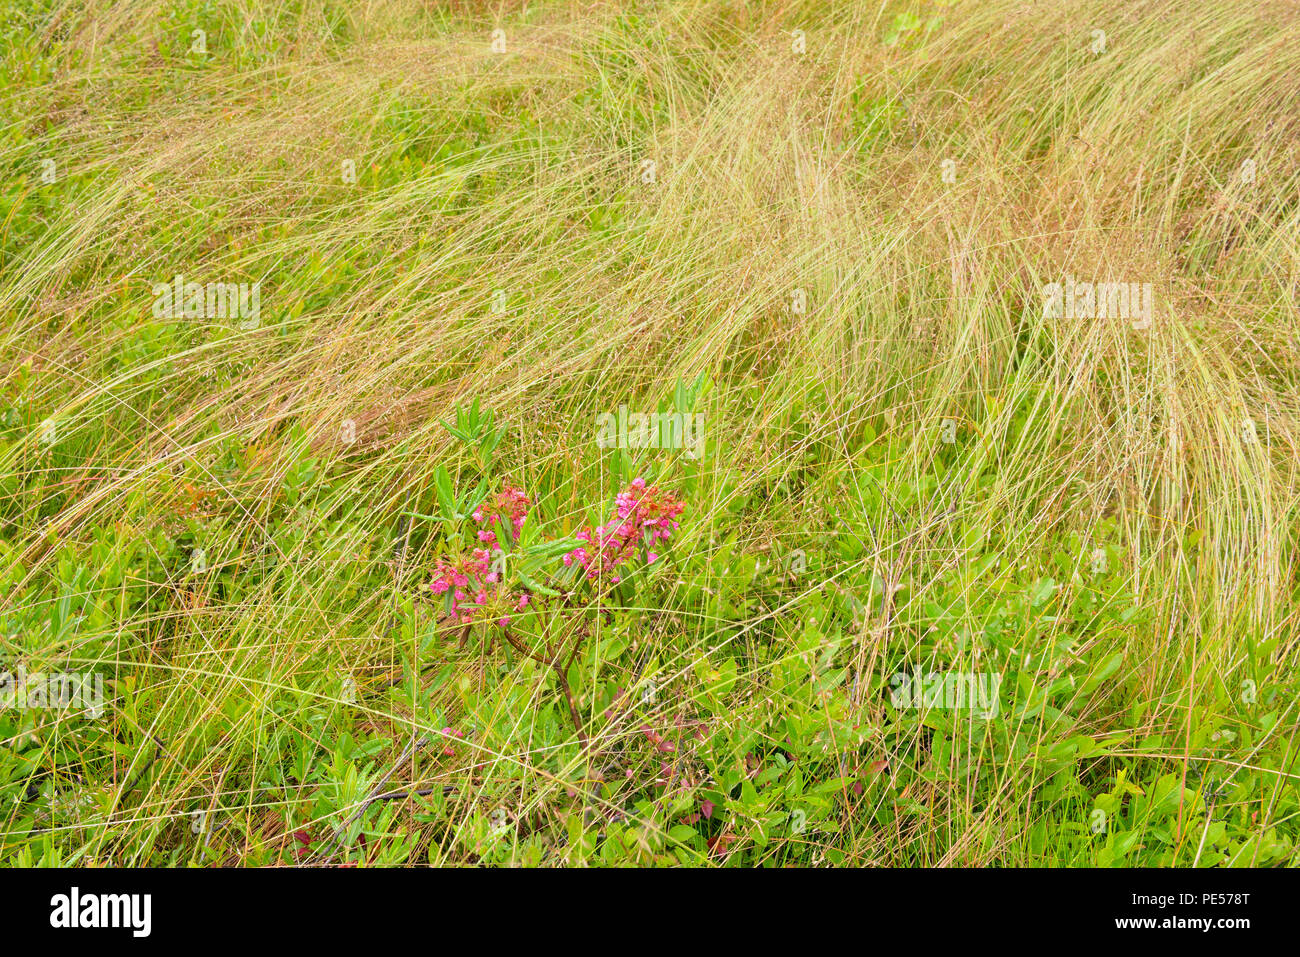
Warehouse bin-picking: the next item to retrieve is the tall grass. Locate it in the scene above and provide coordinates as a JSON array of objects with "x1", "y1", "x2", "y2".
[{"x1": 1, "y1": 0, "x2": 1297, "y2": 866}]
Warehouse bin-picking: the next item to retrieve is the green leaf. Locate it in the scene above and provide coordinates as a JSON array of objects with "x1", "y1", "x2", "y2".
[
  {"x1": 434, "y1": 466, "x2": 455, "y2": 516},
  {"x1": 524, "y1": 538, "x2": 584, "y2": 558},
  {"x1": 518, "y1": 571, "x2": 561, "y2": 597},
  {"x1": 1029, "y1": 577, "x2": 1057, "y2": 606}
]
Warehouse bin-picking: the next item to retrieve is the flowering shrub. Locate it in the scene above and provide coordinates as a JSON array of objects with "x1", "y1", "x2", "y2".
[
  {"x1": 428, "y1": 478, "x2": 683, "y2": 625},
  {"x1": 420, "y1": 465, "x2": 686, "y2": 750},
  {"x1": 428, "y1": 484, "x2": 532, "y2": 625},
  {"x1": 564, "y1": 477, "x2": 685, "y2": 583}
]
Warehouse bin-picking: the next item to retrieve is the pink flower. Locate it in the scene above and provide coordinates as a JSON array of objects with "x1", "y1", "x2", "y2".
[
  {"x1": 440, "y1": 726, "x2": 460, "y2": 755},
  {"x1": 565, "y1": 481, "x2": 684, "y2": 583},
  {"x1": 429, "y1": 479, "x2": 684, "y2": 626},
  {"x1": 427, "y1": 482, "x2": 534, "y2": 626}
]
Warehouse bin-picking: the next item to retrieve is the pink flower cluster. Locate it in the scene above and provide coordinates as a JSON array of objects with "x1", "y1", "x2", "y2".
[
  {"x1": 428, "y1": 478, "x2": 685, "y2": 624},
  {"x1": 429, "y1": 484, "x2": 532, "y2": 625},
  {"x1": 472, "y1": 483, "x2": 529, "y2": 549},
  {"x1": 563, "y1": 478, "x2": 685, "y2": 583},
  {"x1": 439, "y1": 726, "x2": 466, "y2": 756}
]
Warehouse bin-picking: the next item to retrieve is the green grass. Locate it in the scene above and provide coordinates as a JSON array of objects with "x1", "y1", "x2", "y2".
[{"x1": 1, "y1": 0, "x2": 1298, "y2": 867}]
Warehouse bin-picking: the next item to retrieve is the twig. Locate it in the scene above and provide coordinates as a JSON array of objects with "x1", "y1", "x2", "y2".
[
  {"x1": 118, "y1": 735, "x2": 171, "y2": 799},
  {"x1": 501, "y1": 626, "x2": 589, "y2": 750},
  {"x1": 369, "y1": 785, "x2": 456, "y2": 802},
  {"x1": 309, "y1": 735, "x2": 428, "y2": 865}
]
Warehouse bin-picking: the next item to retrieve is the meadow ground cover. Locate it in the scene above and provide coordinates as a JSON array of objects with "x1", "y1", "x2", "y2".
[{"x1": 0, "y1": 0, "x2": 1298, "y2": 868}]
